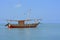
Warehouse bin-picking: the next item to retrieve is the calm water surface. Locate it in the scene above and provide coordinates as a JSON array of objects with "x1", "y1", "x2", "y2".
[{"x1": 0, "y1": 23, "x2": 60, "y2": 40}]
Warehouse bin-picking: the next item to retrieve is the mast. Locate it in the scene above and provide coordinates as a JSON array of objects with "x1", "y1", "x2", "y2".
[
  {"x1": 27, "y1": 9, "x2": 31, "y2": 20},
  {"x1": 26, "y1": 9, "x2": 31, "y2": 24}
]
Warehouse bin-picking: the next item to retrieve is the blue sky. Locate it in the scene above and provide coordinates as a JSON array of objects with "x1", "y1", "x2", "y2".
[{"x1": 0, "y1": 0, "x2": 60, "y2": 23}]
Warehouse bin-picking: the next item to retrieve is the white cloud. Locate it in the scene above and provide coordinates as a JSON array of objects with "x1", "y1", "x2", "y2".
[{"x1": 15, "y1": 4, "x2": 21, "y2": 8}]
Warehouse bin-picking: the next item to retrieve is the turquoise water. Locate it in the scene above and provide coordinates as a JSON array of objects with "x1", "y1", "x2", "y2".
[{"x1": 0, "y1": 23, "x2": 60, "y2": 40}]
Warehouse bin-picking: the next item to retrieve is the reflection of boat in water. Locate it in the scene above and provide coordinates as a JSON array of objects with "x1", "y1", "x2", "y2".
[
  {"x1": 5, "y1": 19, "x2": 40, "y2": 28},
  {"x1": 5, "y1": 9, "x2": 41, "y2": 28}
]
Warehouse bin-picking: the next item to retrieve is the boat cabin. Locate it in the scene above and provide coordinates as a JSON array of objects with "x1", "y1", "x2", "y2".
[{"x1": 18, "y1": 20, "x2": 25, "y2": 25}]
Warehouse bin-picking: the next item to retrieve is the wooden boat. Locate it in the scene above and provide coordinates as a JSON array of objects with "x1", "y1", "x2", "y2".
[
  {"x1": 5, "y1": 19, "x2": 40, "y2": 28},
  {"x1": 5, "y1": 9, "x2": 41, "y2": 28}
]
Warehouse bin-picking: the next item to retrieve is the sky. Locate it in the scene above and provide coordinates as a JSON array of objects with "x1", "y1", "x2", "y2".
[{"x1": 0, "y1": 0, "x2": 60, "y2": 23}]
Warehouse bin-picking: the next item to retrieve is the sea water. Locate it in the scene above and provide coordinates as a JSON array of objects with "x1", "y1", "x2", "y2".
[{"x1": 0, "y1": 23, "x2": 60, "y2": 40}]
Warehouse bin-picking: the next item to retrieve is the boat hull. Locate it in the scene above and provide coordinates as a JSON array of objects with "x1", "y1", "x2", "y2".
[{"x1": 7, "y1": 23, "x2": 40, "y2": 28}]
